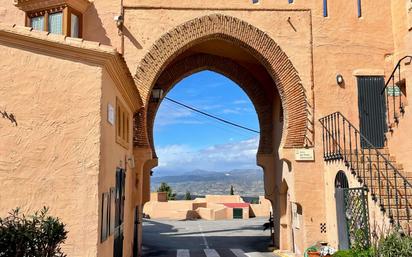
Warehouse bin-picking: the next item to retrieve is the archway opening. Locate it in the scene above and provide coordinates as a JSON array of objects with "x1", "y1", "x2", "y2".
[
  {"x1": 135, "y1": 14, "x2": 309, "y2": 255},
  {"x1": 152, "y1": 70, "x2": 261, "y2": 178},
  {"x1": 142, "y1": 67, "x2": 278, "y2": 254}
]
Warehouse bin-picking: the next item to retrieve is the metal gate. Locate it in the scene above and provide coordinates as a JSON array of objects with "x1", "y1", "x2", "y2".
[
  {"x1": 335, "y1": 171, "x2": 349, "y2": 250},
  {"x1": 114, "y1": 168, "x2": 126, "y2": 257},
  {"x1": 357, "y1": 76, "x2": 386, "y2": 148},
  {"x1": 133, "y1": 206, "x2": 139, "y2": 257},
  {"x1": 344, "y1": 187, "x2": 370, "y2": 249}
]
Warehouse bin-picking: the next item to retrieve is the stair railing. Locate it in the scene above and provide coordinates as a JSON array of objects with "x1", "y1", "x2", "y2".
[
  {"x1": 381, "y1": 56, "x2": 412, "y2": 132},
  {"x1": 319, "y1": 112, "x2": 412, "y2": 233}
]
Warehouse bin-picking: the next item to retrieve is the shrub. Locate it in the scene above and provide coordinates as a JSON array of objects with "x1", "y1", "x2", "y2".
[
  {"x1": 0, "y1": 207, "x2": 67, "y2": 257},
  {"x1": 333, "y1": 250, "x2": 353, "y2": 257},
  {"x1": 377, "y1": 231, "x2": 412, "y2": 257},
  {"x1": 353, "y1": 248, "x2": 374, "y2": 257},
  {"x1": 332, "y1": 248, "x2": 374, "y2": 257}
]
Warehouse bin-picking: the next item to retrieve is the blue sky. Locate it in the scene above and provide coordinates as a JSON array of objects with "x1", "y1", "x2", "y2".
[{"x1": 153, "y1": 70, "x2": 260, "y2": 176}]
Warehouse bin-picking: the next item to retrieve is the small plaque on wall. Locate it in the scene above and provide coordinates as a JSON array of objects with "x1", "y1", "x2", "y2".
[
  {"x1": 107, "y1": 104, "x2": 115, "y2": 125},
  {"x1": 295, "y1": 148, "x2": 314, "y2": 161}
]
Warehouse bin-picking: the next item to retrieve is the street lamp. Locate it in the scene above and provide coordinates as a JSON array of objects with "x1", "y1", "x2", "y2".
[
  {"x1": 336, "y1": 74, "x2": 344, "y2": 86},
  {"x1": 151, "y1": 88, "x2": 164, "y2": 103}
]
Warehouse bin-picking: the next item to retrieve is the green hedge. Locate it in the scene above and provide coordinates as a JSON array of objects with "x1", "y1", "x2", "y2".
[{"x1": 0, "y1": 207, "x2": 67, "y2": 257}]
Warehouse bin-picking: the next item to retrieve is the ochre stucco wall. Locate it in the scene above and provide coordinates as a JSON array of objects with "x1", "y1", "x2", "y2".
[
  {"x1": 382, "y1": 1, "x2": 412, "y2": 176},
  {"x1": 1, "y1": 0, "x2": 411, "y2": 255},
  {"x1": 97, "y1": 68, "x2": 137, "y2": 257},
  {"x1": 0, "y1": 44, "x2": 102, "y2": 257}
]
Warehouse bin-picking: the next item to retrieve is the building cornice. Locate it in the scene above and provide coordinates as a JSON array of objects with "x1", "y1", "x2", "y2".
[
  {"x1": 14, "y1": 0, "x2": 91, "y2": 13},
  {"x1": 0, "y1": 23, "x2": 142, "y2": 112}
]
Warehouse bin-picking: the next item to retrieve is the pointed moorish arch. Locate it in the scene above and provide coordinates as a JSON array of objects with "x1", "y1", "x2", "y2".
[
  {"x1": 147, "y1": 53, "x2": 274, "y2": 156},
  {"x1": 133, "y1": 13, "x2": 311, "y2": 150}
]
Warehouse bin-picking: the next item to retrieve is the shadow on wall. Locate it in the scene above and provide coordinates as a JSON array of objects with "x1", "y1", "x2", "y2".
[
  {"x1": 123, "y1": 26, "x2": 143, "y2": 49},
  {"x1": 142, "y1": 219, "x2": 272, "y2": 255},
  {"x1": 83, "y1": 4, "x2": 111, "y2": 45}
]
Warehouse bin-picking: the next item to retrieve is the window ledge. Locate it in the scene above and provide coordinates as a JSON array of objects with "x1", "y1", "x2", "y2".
[
  {"x1": 353, "y1": 69, "x2": 384, "y2": 76},
  {"x1": 14, "y1": 0, "x2": 91, "y2": 13}
]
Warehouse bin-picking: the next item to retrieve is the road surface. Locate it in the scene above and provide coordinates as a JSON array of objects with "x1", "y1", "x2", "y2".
[{"x1": 142, "y1": 218, "x2": 280, "y2": 257}]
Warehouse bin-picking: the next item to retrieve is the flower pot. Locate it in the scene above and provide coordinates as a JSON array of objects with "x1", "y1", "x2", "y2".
[{"x1": 307, "y1": 251, "x2": 320, "y2": 257}]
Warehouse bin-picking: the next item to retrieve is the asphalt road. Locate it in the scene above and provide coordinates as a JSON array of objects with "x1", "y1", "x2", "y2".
[{"x1": 142, "y1": 218, "x2": 279, "y2": 257}]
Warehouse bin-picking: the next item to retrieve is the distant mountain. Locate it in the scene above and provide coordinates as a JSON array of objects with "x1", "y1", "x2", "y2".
[{"x1": 151, "y1": 169, "x2": 264, "y2": 197}]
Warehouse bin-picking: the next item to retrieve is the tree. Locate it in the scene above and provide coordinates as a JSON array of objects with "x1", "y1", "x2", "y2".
[
  {"x1": 157, "y1": 182, "x2": 176, "y2": 200},
  {"x1": 0, "y1": 207, "x2": 67, "y2": 257},
  {"x1": 251, "y1": 199, "x2": 259, "y2": 204},
  {"x1": 230, "y1": 185, "x2": 234, "y2": 195},
  {"x1": 184, "y1": 191, "x2": 192, "y2": 200}
]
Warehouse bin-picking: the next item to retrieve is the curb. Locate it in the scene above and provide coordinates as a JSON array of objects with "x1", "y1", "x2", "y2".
[{"x1": 273, "y1": 250, "x2": 302, "y2": 257}]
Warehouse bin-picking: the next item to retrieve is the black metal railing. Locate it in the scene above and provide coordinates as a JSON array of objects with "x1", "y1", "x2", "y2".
[
  {"x1": 320, "y1": 112, "x2": 412, "y2": 233},
  {"x1": 382, "y1": 56, "x2": 412, "y2": 132}
]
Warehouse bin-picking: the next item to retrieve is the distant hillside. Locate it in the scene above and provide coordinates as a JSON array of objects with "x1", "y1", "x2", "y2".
[{"x1": 151, "y1": 169, "x2": 264, "y2": 197}]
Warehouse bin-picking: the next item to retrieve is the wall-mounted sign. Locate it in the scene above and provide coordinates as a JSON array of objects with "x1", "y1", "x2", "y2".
[
  {"x1": 107, "y1": 104, "x2": 114, "y2": 125},
  {"x1": 387, "y1": 86, "x2": 401, "y2": 97},
  {"x1": 295, "y1": 148, "x2": 314, "y2": 161}
]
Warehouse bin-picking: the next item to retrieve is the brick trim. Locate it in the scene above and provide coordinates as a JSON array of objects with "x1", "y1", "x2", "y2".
[{"x1": 134, "y1": 14, "x2": 310, "y2": 148}]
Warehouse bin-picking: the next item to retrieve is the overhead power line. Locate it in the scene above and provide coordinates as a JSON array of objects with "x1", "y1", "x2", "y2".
[{"x1": 164, "y1": 96, "x2": 260, "y2": 134}]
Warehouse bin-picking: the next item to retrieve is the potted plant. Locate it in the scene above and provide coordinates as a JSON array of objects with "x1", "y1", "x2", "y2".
[
  {"x1": 305, "y1": 245, "x2": 320, "y2": 257},
  {"x1": 320, "y1": 245, "x2": 336, "y2": 256}
]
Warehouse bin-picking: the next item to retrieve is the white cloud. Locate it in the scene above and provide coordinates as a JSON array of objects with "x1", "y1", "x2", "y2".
[
  {"x1": 221, "y1": 108, "x2": 240, "y2": 114},
  {"x1": 155, "y1": 137, "x2": 259, "y2": 172},
  {"x1": 154, "y1": 102, "x2": 206, "y2": 127},
  {"x1": 233, "y1": 100, "x2": 249, "y2": 105}
]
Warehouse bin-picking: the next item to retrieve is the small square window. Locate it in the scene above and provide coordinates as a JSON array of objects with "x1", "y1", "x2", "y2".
[
  {"x1": 25, "y1": 6, "x2": 82, "y2": 38},
  {"x1": 48, "y1": 12, "x2": 63, "y2": 35},
  {"x1": 71, "y1": 13, "x2": 80, "y2": 38},
  {"x1": 31, "y1": 15, "x2": 44, "y2": 31}
]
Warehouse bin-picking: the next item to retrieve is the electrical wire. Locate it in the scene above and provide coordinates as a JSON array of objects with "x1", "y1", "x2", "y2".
[
  {"x1": 164, "y1": 97, "x2": 260, "y2": 134},
  {"x1": 159, "y1": 101, "x2": 253, "y2": 138}
]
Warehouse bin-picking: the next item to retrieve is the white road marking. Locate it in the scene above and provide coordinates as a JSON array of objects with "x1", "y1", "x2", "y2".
[
  {"x1": 198, "y1": 224, "x2": 209, "y2": 249},
  {"x1": 230, "y1": 249, "x2": 249, "y2": 257},
  {"x1": 204, "y1": 249, "x2": 220, "y2": 257},
  {"x1": 246, "y1": 252, "x2": 274, "y2": 257},
  {"x1": 177, "y1": 249, "x2": 190, "y2": 257}
]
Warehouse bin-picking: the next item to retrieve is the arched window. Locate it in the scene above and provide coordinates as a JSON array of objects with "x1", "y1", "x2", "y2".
[{"x1": 335, "y1": 171, "x2": 349, "y2": 189}]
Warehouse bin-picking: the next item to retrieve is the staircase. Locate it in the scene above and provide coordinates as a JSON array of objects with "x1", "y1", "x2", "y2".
[
  {"x1": 383, "y1": 55, "x2": 412, "y2": 133},
  {"x1": 319, "y1": 112, "x2": 412, "y2": 234}
]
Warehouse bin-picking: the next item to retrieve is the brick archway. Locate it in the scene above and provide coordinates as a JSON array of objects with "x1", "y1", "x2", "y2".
[
  {"x1": 134, "y1": 13, "x2": 310, "y2": 149},
  {"x1": 147, "y1": 54, "x2": 274, "y2": 157}
]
